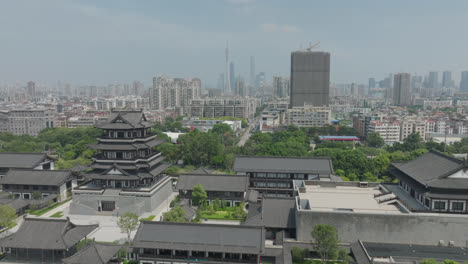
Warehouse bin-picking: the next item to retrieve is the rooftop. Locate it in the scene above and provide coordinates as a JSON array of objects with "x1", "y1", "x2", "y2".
[
  {"x1": 0, "y1": 217, "x2": 98, "y2": 250},
  {"x1": 176, "y1": 174, "x2": 248, "y2": 192},
  {"x1": 318, "y1": 135, "x2": 360, "y2": 141},
  {"x1": 132, "y1": 221, "x2": 264, "y2": 254},
  {"x1": 0, "y1": 169, "x2": 72, "y2": 186},
  {"x1": 391, "y1": 150, "x2": 468, "y2": 190},
  {"x1": 298, "y1": 182, "x2": 402, "y2": 214},
  {"x1": 62, "y1": 242, "x2": 122, "y2": 264},
  {"x1": 233, "y1": 156, "x2": 333, "y2": 174},
  {"x1": 0, "y1": 152, "x2": 51, "y2": 168}
]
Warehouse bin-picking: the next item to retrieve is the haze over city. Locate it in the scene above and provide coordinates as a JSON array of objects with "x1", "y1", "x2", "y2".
[{"x1": 1, "y1": 0, "x2": 468, "y2": 86}]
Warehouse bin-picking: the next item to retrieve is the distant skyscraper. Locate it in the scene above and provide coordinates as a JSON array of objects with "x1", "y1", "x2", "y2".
[
  {"x1": 255, "y1": 72, "x2": 266, "y2": 89},
  {"x1": 230, "y1": 62, "x2": 235, "y2": 94},
  {"x1": 368, "y1": 78, "x2": 376, "y2": 89},
  {"x1": 350, "y1": 83, "x2": 358, "y2": 96},
  {"x1": 290, "y1": 51, "x2": 330, "y2": 107},
  {"x1": 461, "y1": 71, "x2": 468, "y2": 91},
  {"x1": 250, "y1": 56, "x2": 255, "y2": 87},
  {"x1": 393, "y1": 73, "x2": 411, "y2": 106},
  {"x1": 225, "y1": 41, "x2": 230, "y2": 94},
  {"x1": 234, "y1": 77, "x2": 246, "y2": 97},
  {"x1": 27, "y1": 81, "x2": 36, "y2": 102},
  {"x1": 442, "y1": 71, "x2": 452, "y2": 88},
  {"x1": 217, "y1": 73, "x2": 225, "y2": 91},
  {"x1": 428, "y1": 71, "x2": 439, "y2": 89},
  {"x1": 273, "y1": 76, "x2": 290, "y2": 98}
]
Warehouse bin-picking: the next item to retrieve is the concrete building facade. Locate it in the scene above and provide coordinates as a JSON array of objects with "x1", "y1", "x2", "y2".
[
  {"x1": 393, "y1": 73, "x2": 411, "y2": 106},
  {"x1": 290, "y1": 51, "x2": 330, "y2": 107}
]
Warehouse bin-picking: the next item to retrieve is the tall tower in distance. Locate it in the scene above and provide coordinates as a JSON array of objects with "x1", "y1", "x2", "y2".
[
  {"x1": 461, "y1": 71, "x2": 468, "y2": 91},
  {"x1": 442, "y1": 71, "x2": 452, "y2": 88},
  {"x1": 290, "y1": 50, "x2": 330, "y2": 107},
  {"x1": 250, "y1": 56, "x2": 256, "y2": 87},
  {"x1": 27, "y1": 81, "x2": 36, "y2": 102},
  {"x1": 225, "y1": 41, "x2": 230, "y2": 95},
  {"x1": 230, "y1": 62, "x2": 235, "y2": 94},
  {"x1": 393, "y1": 73, "x2": 411, "y2": 106}
]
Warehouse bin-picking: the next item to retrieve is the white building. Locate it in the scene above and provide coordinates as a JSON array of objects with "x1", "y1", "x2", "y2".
[
  {"x1": 400, "y1": 121, "x2": 426, "y2": 141},
  {"x1": 0, "y1": 108, "x2": 55, "y2": 136},
  {"x1": 368, "y1": 121, "x2": 400, "y2": 145},
  {"x1": 150, "y1": 76, "x2": 201, "y2": 114},
  {"x1": 286, "y1": 106, "x2": 331, "y2": 127}
]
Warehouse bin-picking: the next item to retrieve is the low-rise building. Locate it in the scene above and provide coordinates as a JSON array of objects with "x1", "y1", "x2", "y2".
[
  {"x1": 129, "y1": 221, "x2": 264, "y2": 264},
  {"x1": 0, "y1": 218, "x2": 97, "y2": 263},
  {"x1": 390, "y1": 150, "x2": 468, "y2": 214},
  {"x1": 0, "y1": 169, "x2": 76, "y2": 201},
  {"x1": 176, "y1": 173, "x2": 248, "y2": 207},
  {"x1": 0, "y1": 152, "x2": 55, "y2": 178},
  {"x1": 286, "y1": 106, "x2": 331, "y2": 127},
  {"x1": 233, "y1": 156, "x2": 335, "y2": 197}
]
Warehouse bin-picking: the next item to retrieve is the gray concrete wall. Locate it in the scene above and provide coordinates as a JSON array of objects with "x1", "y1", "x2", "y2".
[
  {"x1": 70, "y1": 178, "x2": 173, "y2": 216},
  {"x1": 296, "y1": 210, "x2": 468, "y2": 247}
]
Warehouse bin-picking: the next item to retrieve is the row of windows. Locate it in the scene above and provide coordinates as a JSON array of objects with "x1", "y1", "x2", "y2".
[
  {"x1": 254, "y1": 182, "x2": 290, "y2": 188},
  {"x1": 4, "y1": 184, "x2": 58, "y2": 191},
  {"x1": 254, "y1": 173, "x2": 307, "y2": 179}
]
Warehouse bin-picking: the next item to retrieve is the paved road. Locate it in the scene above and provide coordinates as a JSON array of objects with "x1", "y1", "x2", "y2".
[{"x1": 237, "y1": 117, "x2": 260, "y2": 146}]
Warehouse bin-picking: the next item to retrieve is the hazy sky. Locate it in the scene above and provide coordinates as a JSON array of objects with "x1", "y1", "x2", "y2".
[{"x1": 1, "y1": 0, "x2": 468, "y2": 87}]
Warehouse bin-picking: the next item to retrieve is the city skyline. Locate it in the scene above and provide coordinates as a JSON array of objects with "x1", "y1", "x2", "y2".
[{"x1": 1, "y1": 0, "x2": 468, "y2": 87}]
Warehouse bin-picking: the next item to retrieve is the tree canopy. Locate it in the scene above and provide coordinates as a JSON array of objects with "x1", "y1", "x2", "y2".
[
  {"x1": 192, "y1": 184, "x2": 207, "y2": 206},
  {"x1": 117, "y1": 212, "x2": 139, "y2": 242},
  {"x1": 311, "y1": 224, "x2": 339, "y2": 264},
  {"x1": 0, "y1": 205, "x2": 17, "y2": 228}
]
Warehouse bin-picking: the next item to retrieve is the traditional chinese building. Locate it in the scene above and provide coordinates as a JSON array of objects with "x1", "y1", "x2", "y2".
[{"x1": 70, "y1": 110, "x2": 173, "y2": 215}]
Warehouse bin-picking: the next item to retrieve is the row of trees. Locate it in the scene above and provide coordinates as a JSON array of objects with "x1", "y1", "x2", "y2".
[{"x1": 0, "y1": 127, "x2": 101, "y2": 169}]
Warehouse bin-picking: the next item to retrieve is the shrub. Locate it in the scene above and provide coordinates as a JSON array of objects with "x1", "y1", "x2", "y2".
[
  {"x1": 291, "y1": 247, "x2": 308, "y2": 263},
  {"x1": 32, "y1": 192, "x2": 42, "y2": 200}
]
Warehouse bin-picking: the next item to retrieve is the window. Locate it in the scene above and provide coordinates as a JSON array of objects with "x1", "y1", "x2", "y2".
[
  {"x1": 433, "y1": 200, "x2": 447, "y2": 210},
  {"x1": 33, "y1": 185, "x2": 38, "y2": 190},
  {"x1": 450, "y1": 201, "x2": 465, "y2": 212},
  {"x1": 23, "y1": 185, "x2": 29, "y2": 190},
  {"x1": 23, "y1": 193, "x2": 31, "y2": 199},
  {"x1": 256, "y1": 173, "x2": 266, "y2": 178},
  {"x1": 4, "y1": 185, "x2": 8, "y2": 189}
]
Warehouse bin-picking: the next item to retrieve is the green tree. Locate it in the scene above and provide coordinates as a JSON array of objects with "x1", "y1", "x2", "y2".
[
  {"x1": 311, "y1": 224, "x2": 339, "y2": 264},
  {"x1": 163, "y1": 206, "x2": 186, "y2": 222},
  {"x1": 32, "y1": 192, "x2": 42, "y2": 200},
  {"x1": 211, "y1": 123, "x2": 233, "y2": 136},
  {"x1": 441, "y1": 260, "x2": 459, "y2": 264},
  {"x1": 157, "y1": 143, "x2": 180, "y2": 164},
  {"x1": 0, "y1": 205, "x2": 17, "y2": 228},
  {"x1": 232, "y1": 202, "x2": 246, "y2": 219},
  {"x1": 420, "y1": 259, "x2": 438, "y2": 264},
  {"x1": 291, "y1": 247, "x2": 309, "y2": 263},
  {"x1": 337, "y1": 248, "x2": 352, "y2": 264},
  {"x1": 366, "y1": 132, "x2": 385, "y2": 148},
  {"x1": 117, "y1": 212, "x2": 139, "y2": 242},
  {"x1": 192, "y1": 184, "x2": 207, "y2": 206}
]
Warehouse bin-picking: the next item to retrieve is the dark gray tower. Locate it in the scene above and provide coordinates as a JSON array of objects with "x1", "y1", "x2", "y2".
[
  {"x1": 290, "y1": 51, "x2": 330, "y2": 107},
  {"x1": 393, "y1": 73, "x2": 411, "y2": 106},
  {"x1": 460, "y1": 71, "x2": 468, "y2": 91}
]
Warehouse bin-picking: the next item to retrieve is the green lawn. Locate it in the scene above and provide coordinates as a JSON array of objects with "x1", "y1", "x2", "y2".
[
  {"x1": 50, "y1": 211, "x2": 64, "y2": 218},
  {"x1": 28, "y1": 198, "x2": 72, "y2": 216},
  {"x1": 140, "y1": 215, "x2": 156, "y2": 221},
  {"x1": 200, "y1": 210, "x2": 244, "y2": 221}
]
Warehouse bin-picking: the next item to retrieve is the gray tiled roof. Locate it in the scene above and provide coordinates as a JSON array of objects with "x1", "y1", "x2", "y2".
[
  {"x1": 132, "y1": 221, "x2": 264, "y2": 254},
  {"x1": 233, "y1": 156, "x2": 334, "y2": 174},
  {"x1": 0, "y1": 169, "x2": 72, "y2": 186},
  {"x1": 62, "y1": 242, "x2": 122, "y2": 264},
  {"x1": 0, "y1": 153, "x2": 50, "y2": 168},
  {"x1": 243, "y1": 197, "x2": 296, "y2": 229},
  {"x1": 391, "y1": 151, "x2": 468, "y2": 190},
  {"x1": 360, "y1": 241, "x2": 468, "y2": 262},
  {"x1": 176, "y1": 174, "x2": 248, "y2": 192},
  {"x1": 0, "y1": 218, "x2": 97, "y2": 250},
  {"x1": 95, "y1": 110, "x2": 155, "y2": 130}
]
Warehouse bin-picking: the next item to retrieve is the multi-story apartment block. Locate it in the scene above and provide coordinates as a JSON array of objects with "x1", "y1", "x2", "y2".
[
  {"x1": 187, "y1": 98, "x2": 258, "y2": 120},
  {"x1": 0, "y1": 109, "x2": 55, "y2": 136},
  {"x1": 273, "y1": 76, "x2": 290, "y2": 98},
  {"x1": 368, "y1": 121, "x2": 400, "y2": 144},
  {"x1": 435, "y1": 120, "x2": 446, "y2": 133},
  {"x1": 286, "y1": 105, "x2": 331, "y2": 127},
  {"x1": 400, "y1": 120, "x2": 426, "y2": 141},
  {"x1": 149, "y1": 76, "x2": 201, "y2": 114},
  {"x1": 423, "y1": 100, "x2": 453, "y2": 110}
]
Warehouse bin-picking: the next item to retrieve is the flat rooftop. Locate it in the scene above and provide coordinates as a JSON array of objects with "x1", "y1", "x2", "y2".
[{"x1": 299, "y1": 184, "x2": 402, "y2": 214}]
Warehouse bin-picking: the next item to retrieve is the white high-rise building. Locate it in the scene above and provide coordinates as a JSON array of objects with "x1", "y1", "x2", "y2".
[{"x1": 150, "y1": 76, "x2": 201, "y2": 114}]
